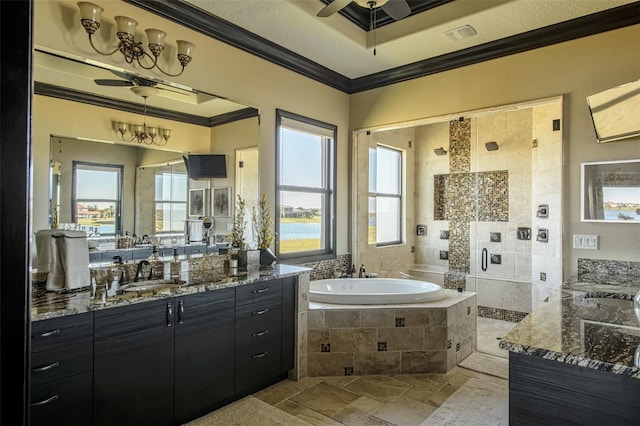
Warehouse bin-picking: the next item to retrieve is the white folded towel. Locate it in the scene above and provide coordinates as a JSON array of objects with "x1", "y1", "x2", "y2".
[
  {"x1": 35, "y1": 229, "x2": 57, "y2": 273},
  {"x1": 46, "y1": 231, "x2": 90, "y2": 291}
]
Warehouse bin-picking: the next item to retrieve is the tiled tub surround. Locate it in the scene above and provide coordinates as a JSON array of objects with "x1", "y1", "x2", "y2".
[{"x1": 307, "y1": 290, "x2": 477, "y2": 376}]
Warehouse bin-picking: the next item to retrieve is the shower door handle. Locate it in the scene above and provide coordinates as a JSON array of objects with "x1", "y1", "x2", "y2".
[{"x1": 482, "y1": 248, "x2": 488, "y2": 272}]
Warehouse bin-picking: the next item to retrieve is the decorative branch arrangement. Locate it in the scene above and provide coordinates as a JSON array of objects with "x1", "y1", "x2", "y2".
[
  {"x1": 228, "y1": 195, "x2": 246, "y2": 248},
  {"x1": 252, "y1": 193, "x2": 274, "y2": 250}
]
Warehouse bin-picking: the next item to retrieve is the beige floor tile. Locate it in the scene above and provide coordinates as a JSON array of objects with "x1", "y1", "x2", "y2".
[
  {"x1": 254, "y1": 377, "x2": 323, "y2": 405},
  {"x1": 332, "y1": 406, "x2": 393, "y2": 426},
  {"x1": 290, "y1": 382, "x2": 360, "y2": 417},
  {"x1": 348, "y1": 395, "x2": 384, "y2": 412},
  {"x1": 401, "y1": 386, "x2": 438, "y2": 405},
  {"x1": 427, "y1": 383, "x2": 460, "y2": 407},
  {"x1": 276, "y1": 399, "x2": 343, "y2": 426},
  {"x1": 320, "y1": 375, "x2": 360, "y2": 387},
  {"x1": 372, "y1": 395, "x2": 437, "y2": 425},
  {"x1": 391, "y1": 373, "x2": 449, "y2": 393},
  {"x1": 343, "y1": 376, "x2": 411, "y2": 404}
]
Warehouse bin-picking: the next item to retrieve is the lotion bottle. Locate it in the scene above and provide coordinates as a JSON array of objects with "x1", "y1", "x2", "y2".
[{"x1": 170, "y1": 248, "x2": 181, "y2": 283}]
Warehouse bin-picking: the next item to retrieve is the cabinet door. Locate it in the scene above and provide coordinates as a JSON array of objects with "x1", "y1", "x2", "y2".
[
  {"x1": 174, "y1": 288, "x2": 235, "y2": 422},
  {"x1": 93, "y1": 299, "x2": 175, "y2": 426}
]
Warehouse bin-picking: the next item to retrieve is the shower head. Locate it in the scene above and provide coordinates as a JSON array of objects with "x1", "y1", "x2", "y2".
[
  {"x1": 485, "y1": 141, "x2": 499, "y2": 151},
  {"x1": 434, "y1": 147, "x2": 447, "y2": 156}
]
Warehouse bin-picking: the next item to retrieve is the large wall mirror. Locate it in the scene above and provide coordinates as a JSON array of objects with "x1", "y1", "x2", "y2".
[
  {"x1": 33, "y1": 49, "x2": 260, "y2": 255},
  {"x1": 581, "y1": 159, "x2": 640, "y2": 223}
]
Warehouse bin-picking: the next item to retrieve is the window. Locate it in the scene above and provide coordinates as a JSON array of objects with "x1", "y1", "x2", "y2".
[
  {"x1": 154, "y1": 165, "x2": 187, "y2": 233},
  {"x1": 368, "y1": 145, "x2": 402, "y2": 245},
  {"x1": 72, "y1": 162, "x2": 123, "y2": 235},
  {"x1": 276, "y1": 110, "x2": 336, "y2": 261}
]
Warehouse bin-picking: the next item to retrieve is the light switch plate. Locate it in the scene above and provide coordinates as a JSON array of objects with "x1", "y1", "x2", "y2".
[{"x1": 573, "y1": 234, "x2": 599, "y2": 250}]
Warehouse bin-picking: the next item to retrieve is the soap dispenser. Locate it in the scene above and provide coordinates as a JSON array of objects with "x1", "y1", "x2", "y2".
[{"x1": 170, "y1": 248, "x2": 181, "y2": 283}]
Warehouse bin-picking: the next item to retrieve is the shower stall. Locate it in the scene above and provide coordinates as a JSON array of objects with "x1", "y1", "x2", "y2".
[{"x1": 353, "y1": 96, "x2": 564, "y2": 322}]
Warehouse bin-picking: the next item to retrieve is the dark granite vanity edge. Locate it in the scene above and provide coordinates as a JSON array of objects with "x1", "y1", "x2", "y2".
[
  {"x1": 500, "y1": 273, "x2": 640, "y2": 379},
  {"x1": 31, "y1": 264, "x2": 311, "y2": 322},
  {"x1": 499, "y1": 340, "x2": 640, "y2": 379}
]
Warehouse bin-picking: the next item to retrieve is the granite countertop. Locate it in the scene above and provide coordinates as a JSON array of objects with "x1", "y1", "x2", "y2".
[
  {"x1": 31, "y1": 264, "x2": 311, "y2": 322},
  {"x1": 499, "y1": 276, "x2": 640, "y2": 378}
]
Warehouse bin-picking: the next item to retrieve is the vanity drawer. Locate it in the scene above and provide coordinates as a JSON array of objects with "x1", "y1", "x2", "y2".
[
  {"x1": 234, "y1": 339, "x2": 282, "y2": 394},
  {"x1": 184, "y1": 244, "x2": 206, "y2": 255},
  {"x1": 30, "y1": 371, "x2": 93, "y2": 426},
  {"x1": 31, "y1": 313, "x2": 93, "y2": 385},
  {"x1": 235, "y1": 307, "x2": 282, "y2": 350},
  {"x1": 235, "y1": 280, "x2": 281, "y2": 307}
]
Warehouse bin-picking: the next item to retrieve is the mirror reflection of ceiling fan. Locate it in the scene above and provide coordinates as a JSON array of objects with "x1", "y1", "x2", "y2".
[
  {"x1": 317, "y1": 0, "x2": 411, "y2": 21},
  {"x1": 94, "y1": 70, "x2": 182, "y2": 98}
]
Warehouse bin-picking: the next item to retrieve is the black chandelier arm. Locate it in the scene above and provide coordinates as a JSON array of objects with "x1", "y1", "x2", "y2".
[{"x1": 88, "y1": 33, "x2": 121, "y2": 56}]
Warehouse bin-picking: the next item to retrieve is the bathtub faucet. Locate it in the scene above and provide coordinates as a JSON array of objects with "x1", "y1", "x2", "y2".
[{"x1": 358, "y1": 264, "x2": 366, "y2": 278}]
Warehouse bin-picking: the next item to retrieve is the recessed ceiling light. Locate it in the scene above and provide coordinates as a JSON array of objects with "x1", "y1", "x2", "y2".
[{"x1": 442, "y1": 25, "x2": 477, "y2": 42}]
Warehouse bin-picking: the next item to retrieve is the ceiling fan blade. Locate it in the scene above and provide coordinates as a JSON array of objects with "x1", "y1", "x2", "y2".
[
  {"x1": 317, "y1": 0, "x2": 352, "y2": 17},
  {"x1": 381, "y1": 0, "x2": 411, "y2": 20},
  {"x1": 94, "y1": 79, "x2": 133, "y2": 87}
]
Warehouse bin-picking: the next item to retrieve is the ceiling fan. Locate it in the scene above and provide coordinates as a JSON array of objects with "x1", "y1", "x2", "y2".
[
  {"x1": 317, "y1": 0, "x2": 411, "y2": 21},
  {"x1": 318, "y1": 0, "x2": 411, "y2": 55}
]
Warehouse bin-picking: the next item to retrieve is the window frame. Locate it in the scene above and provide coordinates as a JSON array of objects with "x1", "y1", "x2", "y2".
[
  {"x1": 71, "y1": 161, "x2": 123, "y2": 235},
  {"x1": 369, "y1": 144, "x2": 403, "y2": 247},
  {"x1": 153, "y1": 164, "x2": 188, "y2": 234},
  {"x1": 275, "y1": 109, "x2": 336, "y2": 263}
]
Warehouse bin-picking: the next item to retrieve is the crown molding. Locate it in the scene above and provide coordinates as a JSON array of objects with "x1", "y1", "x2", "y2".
[
  {"x1": 126, "y1": 0, "x2": 640, "y2": 94},
  {"x1": 34, "y1": 82, "x2": 258, "y2": 127}
]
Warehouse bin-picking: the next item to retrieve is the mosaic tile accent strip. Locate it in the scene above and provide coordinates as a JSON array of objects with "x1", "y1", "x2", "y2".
[
  {"x1": 344, "y1": 367, "x2": 354, "y2": 376},
  {"x1": 434, "y1": 171, "x2": 510, "y2": 222},
  {"x1": 449, "y1": 118, "x2": 471, "y2": 173},
  {"x1": 478, "y1": 305, "x2": 528, "y2": 323},
  {"x1": 477, "y1": 171, "x2": 509, "y2": 222},
  {"x1": 433, "y1": 174, "x2": 449, "y2": 219},
  {"x1": 377, "y1": 342, "x2": 388, "y2": 352},
  {"x1": 395, "y1": 317, "x2": 405, "y2": 327},
  {"x1": 448, "y1": 219, "x2": 470, "y2": 273},
  {"x1": 444, "y1": 271, "x2": 466, "y2": 291},
  {"x1": 299, "y1": 253, "x2": 352, "y2": 281}
]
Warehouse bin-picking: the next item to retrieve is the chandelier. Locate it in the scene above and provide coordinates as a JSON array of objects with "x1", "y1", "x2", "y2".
[
  {"x1": 77, "y1": 2, "x2": 195, "y2": 77},
  {"x1": 116, "y1": 87, "x2": 171, "y2": 146}
]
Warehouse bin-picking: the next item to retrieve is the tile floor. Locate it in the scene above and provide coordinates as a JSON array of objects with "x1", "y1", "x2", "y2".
[{"x1": 191, "y1": 317, "x2": 517, "y2": 425}]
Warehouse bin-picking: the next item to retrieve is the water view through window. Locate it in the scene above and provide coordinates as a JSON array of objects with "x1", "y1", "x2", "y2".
[{"x1": 276, "y1": 110, "x2": 335, "y2": 258}]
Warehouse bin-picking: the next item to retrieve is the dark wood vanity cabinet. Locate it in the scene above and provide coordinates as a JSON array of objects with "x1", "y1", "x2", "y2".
[
  {"x1": 30, "y1": 312, "x2": 93, "y2": 426},
  {"x1": 93, "y1": 299, "x2": 175, "y2": 426},
  {"x1": 234, "y1": 277, "x2": 296, "y2": 395},
  {"x1": 32, "y1": 275, "x2": 298, "y2": 425},
  {"x1": 93, "y1": 289, "x2": 236, "y2": 426},
  {"x1": 174, "y1": 288, "x2": 235, "y2": 422}
]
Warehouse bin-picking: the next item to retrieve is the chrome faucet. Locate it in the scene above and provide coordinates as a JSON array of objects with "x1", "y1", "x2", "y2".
[{"x1": 134, "y1": 260, "x2": 150, "y2": 282}]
